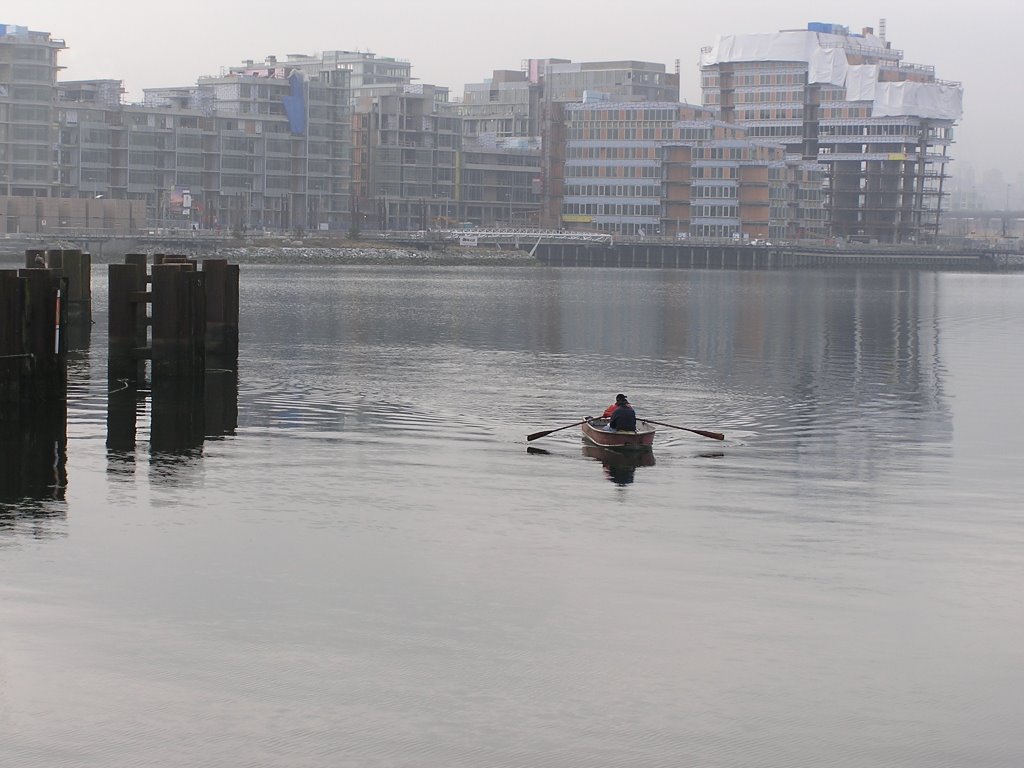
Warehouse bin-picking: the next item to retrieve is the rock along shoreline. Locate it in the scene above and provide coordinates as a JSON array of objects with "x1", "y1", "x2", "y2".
[{"x1": 216, "y1": 243, "x2": 538, "y2": 267}]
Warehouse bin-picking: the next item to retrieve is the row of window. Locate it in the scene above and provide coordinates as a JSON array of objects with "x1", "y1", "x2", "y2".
[
  {"x1": 691, "y1": 223, "x2": 739, "y2": 238},
  {"x1": 566, "y1": 128, "x2": 675, "y2": 141},
  {"x1": 562, "y1": 203, "x2": 661, "y2": 216},
  {"x1": 703, "y1": 70, "x2": 806, "y2": 87},
  {"x1": 691, "y1": 204, "x2": 738, "y2": 218},
  {"x1": 564, "y1": 183, "x2": 661, "y2": 197},
  {"x1": 10, "y1": 104, "x2": 51, "y2": 121},
  {"x1": 746, "y1": 125, "x2": 804, "y2": 138},
  {"x1": 1, "y1": 145, "x2": 50, "y2": 162},
  {"x1": 693, "y1": 185, "x2": 738, "y2": 199},
  {"x1": 732, "y1": 91, "x2": 804, "y2": 104},
  {"x1": 8, "y1": 125, "x2": 52, "y2": 141},
  {"x1": 693, "y1": 146, "x2": 770, "y2": 161},
  {"x1": 567, "y1": 146, "x2": 659, "y2": 160},
  {"x1": 735, "y1": 108, "x2": 804, "y2": 120},
  {"x1": 9, "y1": 85, "x2": 50, "y2": 102},
  {"x1": 12, "y1": 46, "x2": 55, "y2": 63},
  {"x1": 821, "y1": 107, "x2": 872, "y2": 119},
  {"x1": 9, "y1": 65, "x2": 52, "y2": 82},
  {"x1": 692, "y1": 167, "x2": 739, "y2": 179},
  {"x1": 567, "y1": 108, "x2": 680, "y2": 123},
  {"x1": 568, "y1": 165, "x2": 662, "y2": 178},
  {"x1": 820, "y1": 123, "x2": 923, "y2": 137}
]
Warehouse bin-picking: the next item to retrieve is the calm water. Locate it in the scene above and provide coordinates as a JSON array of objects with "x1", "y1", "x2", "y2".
[{"x1": 2, "y1": 262, "x2": 1023, "y2": 767}]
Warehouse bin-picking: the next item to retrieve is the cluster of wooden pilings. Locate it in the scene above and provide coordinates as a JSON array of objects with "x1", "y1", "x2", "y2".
[
  {"x1": 0, "y1": 248, "x2": 92, "y2": 503},
  {"x1": 106, "y1": 254, "x2": 239, "y2": 453},
  {"x1": 1, "y1": 249, "x2": 92, "y2": 412},
  {"x1": 1, "y1": 248, "x2": 240, "y2": 503}
]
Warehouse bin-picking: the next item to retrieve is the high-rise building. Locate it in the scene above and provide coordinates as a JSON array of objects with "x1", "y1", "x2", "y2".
[
  {"x1": 352, "y1": 83, "x2": 459, "y2": 230},
  {"x1": 561, "y1": 102, "x2": 712, "y2": 236},
  {"x1": 0, "y1": 25, "x2": 63, "y2": 198},
  {"x1": 701, "y1": 22, "x2": 963, "y2": 242},
  {"x1": 538, "y1": 60, "x2": 680, "y2": 103},
  {"x1": 560, "y1": 101, "x2": 826, "y2": 239},
  {"x1": 459, "y1": 135, "x2": 541, "y2": 227},
  {"x1": 55, "y1": 60, "x2": 352, "y2": 232},
  {"x1": 453, "y1": 70, "x2": 541, "y2": 140},
  {"x1": 284, "y1": 51, "x2": 411, "y2": 101}
]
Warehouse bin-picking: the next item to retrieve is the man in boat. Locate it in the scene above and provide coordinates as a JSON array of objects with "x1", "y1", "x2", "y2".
[
  {"x1": 602, "y1": 393, "x2": 628, "y2": 419},
  {"x1": 604, "y1": 394, "x2": 637, "y2": 432}
]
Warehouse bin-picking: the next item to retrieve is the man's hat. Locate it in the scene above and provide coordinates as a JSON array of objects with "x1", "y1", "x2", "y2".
[{"x1": 615, "y1": 393, "x2": 629, "y2": 403}]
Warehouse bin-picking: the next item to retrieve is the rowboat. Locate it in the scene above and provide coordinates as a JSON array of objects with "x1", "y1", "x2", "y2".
[{"x1": 581, "y1": 417, "x2": 656, "y2": 450}]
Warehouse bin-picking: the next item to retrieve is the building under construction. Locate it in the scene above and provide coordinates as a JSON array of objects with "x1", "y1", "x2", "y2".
[{"x1": 701, "y1": 21, "x2": 963, "y2": 243}]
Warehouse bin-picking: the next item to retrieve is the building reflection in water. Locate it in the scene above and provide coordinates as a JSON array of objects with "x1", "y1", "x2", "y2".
[{"x1": 526, "y1": 269, "x2": 951, "y2": 484}]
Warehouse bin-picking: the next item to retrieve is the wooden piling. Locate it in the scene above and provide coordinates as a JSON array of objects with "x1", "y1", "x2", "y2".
[
  {"x1": 21, "y1": 248, "x2": 92, "y2": 325},
  {"x1": 108, "y1": 259, "x2": 149, "y2": 383},
  {"x1": 60, "y1": 249, "x2": 92, "y2": 323},
  {"x1": 202, "y1": 259, "x2": 240, "y2": 360},
  {"x1": 0, "y1": 269, "x2": 67, "y2": 409},
  {"x1": 0, "y1": 270, "x2": 25, "y2": 407},
  {"x1": 151, "y1": 263, "x2": 206, "y2": 380},
  {"x1": 103, "y1": 253, "x2": 238, "y2": 452},
  {"x1": 21, "y1": 268, "x2": 68, "y2": 403}
]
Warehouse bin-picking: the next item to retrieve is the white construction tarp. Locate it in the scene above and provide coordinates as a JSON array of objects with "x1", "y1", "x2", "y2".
[
  {"x1": 843, "y1": 64, "x2": 879, "y2": 102},
  {"x1": 701, "y1": 32, "x2": 824, "y2": 67},
  {"x1": 872, "y1": 81, "x2": 963, "y2": 120},
  {"x1": 701, "y1": 30, "x2": 963, "y2": 121},
  {"x1": 808, "y1": 46, "x2": 848, "y2": 87},
  {"x1": 701, "y1": 30, "x2": 883, "y2": 68}
]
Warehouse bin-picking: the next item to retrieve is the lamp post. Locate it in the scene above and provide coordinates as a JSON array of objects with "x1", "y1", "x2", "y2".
[
  {"x1": 1004, "y1": 184, "x2": 1011, "y2": 238},
  {"x1": 86, "y1": 192, "x2": 103, "y2": 231}
]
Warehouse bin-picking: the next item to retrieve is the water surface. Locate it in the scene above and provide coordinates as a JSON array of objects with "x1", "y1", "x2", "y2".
[{"x1": 2, "y1": 263, "x2": 1023, "y2": 767}]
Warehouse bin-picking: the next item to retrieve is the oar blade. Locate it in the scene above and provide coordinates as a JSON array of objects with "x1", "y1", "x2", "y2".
[
  {"x1": 647, "y1": 419, "x2": 725, "y2": 441},
  {"x1": 526, "y1": 418, "x2": 588, "y2": 442},
  {"x1": 691, "y1": 428, "x2": 725, "y2": 441}
]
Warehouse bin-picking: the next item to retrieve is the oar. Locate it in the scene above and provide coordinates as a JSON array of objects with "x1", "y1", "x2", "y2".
[
  {"x1": 527, "y1": 418, "x2": 589, "y2": 442},
  {"x1": 645, "y1": 419, "x2": 725, "y2": 441}
]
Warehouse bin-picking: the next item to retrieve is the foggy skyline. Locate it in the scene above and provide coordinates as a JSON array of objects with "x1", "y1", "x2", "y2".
[{"x1": 6, "y1": 0, "x2": 1020, "y2": 183}]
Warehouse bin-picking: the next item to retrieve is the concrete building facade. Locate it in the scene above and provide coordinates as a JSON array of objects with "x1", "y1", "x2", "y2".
[
  {"x1": 0, "y1": 25, "x2": 63, "y2": 203},
  {"x1": 700, "y1": 22, "x2": 962, "y2": 242},
  {"x1": 560, "y1": 102, "x2": 827, "y2": 239},
  {"x1": 352, "y1": 84, "x2": 459, "y2": 230},
  {"x1": 55, "y1": 61, "x2": 352, "y2": 233}
]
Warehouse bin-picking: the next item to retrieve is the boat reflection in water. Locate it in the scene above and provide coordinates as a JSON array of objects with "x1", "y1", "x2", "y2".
[{"x1": 582, "y1": 444, "x2": 655, "y2": 486}]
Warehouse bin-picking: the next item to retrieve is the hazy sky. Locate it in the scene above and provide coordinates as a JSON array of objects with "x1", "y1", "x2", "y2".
[{"x1": 5, "y1": 0, "x2": 1020, "y2": 182}]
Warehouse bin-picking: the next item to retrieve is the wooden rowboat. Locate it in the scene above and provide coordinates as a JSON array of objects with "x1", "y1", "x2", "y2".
[{"x1": 581, "y1": 417, "x2": 656, "y2": 450}]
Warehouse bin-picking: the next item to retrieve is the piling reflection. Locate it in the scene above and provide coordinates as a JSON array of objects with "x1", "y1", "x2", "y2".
[
  {"x1": 151, "y1": 376, "x2": 206, "y2": 453},
  {"x1": 64, "y1": 319, "x2": 92, "y2": 356},
  {"x1": 105, "y1": 367, "x2": 238, "y2": 476},
  {"x1": 0, "y1": 403, "x2": 68, "y2": 532},
  {"x1": 204, "y1": 366, "x2": 239, "y2": 439},
  {"x1": 582, "y1": 445, "x2": 655, "y2": 486}
]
